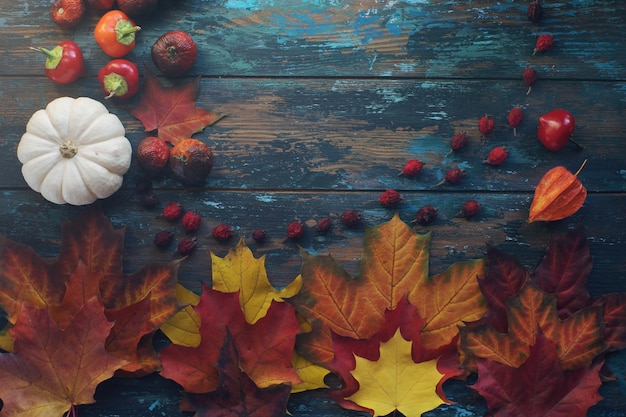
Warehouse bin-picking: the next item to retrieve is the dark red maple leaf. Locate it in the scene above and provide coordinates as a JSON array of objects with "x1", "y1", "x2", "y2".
[
  {"x1": 479, "y1": 244, "x2": 529, "y2": 332},
  {"x1": 186, "y1": 332, "x2": 292, "y2": 417},
  {"x1": 594, "y1": 292, "x2": 626, "y2": 352},
  {"x1": 159, "y1": 284, "x2": 301, "y2": 394},
  {"x1": 472, "y1": 332, "x2": 604, "y2": 416},
  {"x1": 532, "y1": 224, "x2": 592, "y2": 319},
  {"x1": 131, "y1": 67, "x2": 224, "y2": 145}
]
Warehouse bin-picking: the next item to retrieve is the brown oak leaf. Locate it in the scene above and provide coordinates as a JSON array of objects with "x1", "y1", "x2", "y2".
[
  {"x1": 0, "y1": 298, "x2": 127, "y2": 417},
  {"x1": 131, "y1": 67, "x2": 224, "y2": 145}
]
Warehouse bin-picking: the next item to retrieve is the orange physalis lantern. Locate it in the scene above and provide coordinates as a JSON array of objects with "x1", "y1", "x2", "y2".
[{"x1": 528, "y1": 160, "x2": 587, "y2": 223}]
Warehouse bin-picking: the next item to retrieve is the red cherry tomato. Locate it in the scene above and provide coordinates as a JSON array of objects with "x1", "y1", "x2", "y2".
[
  {"x1": 30, "y1": 40, "x2": 85, "y2": 84},
  {"x1": 94, "y1": 10, "x2": 140, "y2": 58},
  {"x1": 537, "y1": 109, "x2": 576, "y2": 151},
  {"x1": 97, "y1": 59, "x2": 140, "y2": 100}
]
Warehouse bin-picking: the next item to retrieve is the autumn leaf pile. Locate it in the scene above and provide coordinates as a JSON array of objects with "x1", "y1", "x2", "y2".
[{"x1": 0, "y1": 208, "x2": 625, "y2": 416}]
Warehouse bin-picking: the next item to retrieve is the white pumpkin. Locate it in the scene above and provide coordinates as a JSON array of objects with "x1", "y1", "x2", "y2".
[{"x1": 17, "y1": 96, "x2": 132, "y2": 205}]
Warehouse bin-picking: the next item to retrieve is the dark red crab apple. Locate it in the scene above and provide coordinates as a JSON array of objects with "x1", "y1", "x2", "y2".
[
  {"x1": 151, "y1": 30, "x2": 198, "y2": 77},
  {"x1": 537, "y1": 109, "x2": 580, "y2": 151}
]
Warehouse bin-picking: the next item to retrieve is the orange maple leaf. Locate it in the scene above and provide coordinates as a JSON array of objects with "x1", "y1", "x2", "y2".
[
  {"x1": 330, "y1": 297, "x2": 462, "y2": 414},
  {"x1": 461, "y1": 282, "x2": 608, "y2": 371},
  {"x1": 131, "y1": 67, "x2": 224, "y2": 145},
  {"x1": 0, "y1": 205, "x2": 181, "y2": 375},
  {"x1": 291, "y1": 213, "x2": 486, "y2": 366},
  {"x1": 0, "y1": 298, "x2": 127, "y2": 417}
]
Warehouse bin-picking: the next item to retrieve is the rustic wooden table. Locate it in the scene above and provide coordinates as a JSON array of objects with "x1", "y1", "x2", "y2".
[{"x1": 1, "y1": 0, "x2": 626, "y2": 416}]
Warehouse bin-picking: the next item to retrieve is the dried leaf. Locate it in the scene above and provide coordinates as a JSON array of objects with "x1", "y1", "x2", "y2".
[
  {"x1": 130, "y1": 68, "x2": 224, "y2": 145},
  {"x1": 186, "y1": 333, "x2": 292, "y2": 417},
  {"x1": 529, "y1": 161, "x2": 587, "y2": 222},
  {"x1": 532, "y1": 224, "x2": 592, "y2": 318},
  {"x1": 160, "y1": 284, "x2": 201, "y2": 348},
  {"x1": 461, "y1": 282, "x2": 607, "y2": 372},
  {"x1": 329, "y1": 297, "x2": 461, "y2": 414},
  {"x1": 346, "y1": 328, "x2": 446, "y2": 417},
  {"x1": 472, "y1": 332, "x2": 604, "y2": 416},
  {"x1": 0, "y1": 298, "x2": 127, "y2": 416},
  {"x1": 211, "y1": 238, "x2": 302, "y2": 324},
  {"x1": 292, "y1": 213, "x2": 486, "y2": 366},
  {"x1": 0, "y1": 205, "x2": 180, "y2": 377},
  {"x1": 290, "y1": 351, "x2": 331, "y2": 393},
  {"x1": 159, "y1": 285, "x2": 301, "y2": 394}
]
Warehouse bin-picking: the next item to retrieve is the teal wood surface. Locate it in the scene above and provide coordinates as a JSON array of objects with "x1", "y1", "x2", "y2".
[{"x1": 0, "y1": 0, "x2": 625, "y2": 416}]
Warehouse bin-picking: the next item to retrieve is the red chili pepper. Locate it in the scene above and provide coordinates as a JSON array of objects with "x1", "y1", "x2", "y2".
[
  {"x1": 94, "y1": 10, "x2": 140, "y2": 58},
  {"x1": 98, "y1": 59, "x2": 140, "y2": 100},
  {"x1": 30, "y1": 40, "x2": 85, "y2": 84}
]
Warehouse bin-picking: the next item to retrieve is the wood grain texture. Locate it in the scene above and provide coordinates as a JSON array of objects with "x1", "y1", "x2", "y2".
[{"x1": 0, "y1": 0, "x2": 625, "y2": 415}]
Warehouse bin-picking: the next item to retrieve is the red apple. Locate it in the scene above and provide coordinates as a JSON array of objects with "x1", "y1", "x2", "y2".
[{"x1": 537, "y1": 109, "x2": 576, "y2": 151}]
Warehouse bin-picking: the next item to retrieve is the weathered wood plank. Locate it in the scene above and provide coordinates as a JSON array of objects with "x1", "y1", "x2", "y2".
[
  {"x1": 1, "y1": 190, "x2": 624, "y2": 298},
  {"x1": 1, "y1": 77, "x2": 625, "y2": 192},
  {"x1": 1, "y1": 1, "x2": 625, "y2": 80}
]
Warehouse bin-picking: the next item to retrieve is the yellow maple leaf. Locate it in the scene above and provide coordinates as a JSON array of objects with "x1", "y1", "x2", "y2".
[
  {"x1": 290, "y1": 351, "x2": 331, "y2": 393},
  {"x1": 159, "y1": 284, "x2": 201, "y2": 347},
  {"x1": 346, "y1": 328, "x2": 446, "y2": 417},
  {"x1": 211, "y1": 238, "x2": 302, "y2": 324}
]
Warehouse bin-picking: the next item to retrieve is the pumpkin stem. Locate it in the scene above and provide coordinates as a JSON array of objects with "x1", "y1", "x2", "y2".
[
  {"x1": 60, "y1": 140, "x2": 78, "y2": 158},
  {"x1": 574, "y1": 159, "x2": 588, "y2": 176}
]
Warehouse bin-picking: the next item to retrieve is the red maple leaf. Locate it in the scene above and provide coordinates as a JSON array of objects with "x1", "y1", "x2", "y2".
[
  {"x1": 472, "y1": 331, "x2": 604, "y2": 416},
  {"x1": 131, "y1": 67, "x2": 224, "y2": 145},
  {"x1": 0, "y1": 298, "x2": 127, "y2": 416},
  {"x1": 159, "y1": 284, "x2": 301, "y2": 394},
  {"x1": 478, "y1": 244, "x2": 529, "y2": 333},
  {"x1": 532, "y1": 224, "x2": 592, "y2": 319},
  {"x1": 186, "y1": 332, "x2": 292, "y2": 417}
]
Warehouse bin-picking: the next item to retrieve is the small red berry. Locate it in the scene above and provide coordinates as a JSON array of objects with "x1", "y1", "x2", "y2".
[
  {"x1": 447, "y1": 131, "x2": 468, "y2": 156},
  {"x1": 379, "y1": 189, "x2": 402, "y2": 208},
  {"x1": 340, "y1": 210, "x2": 362, "y2": 228},
  {"x1": 182, "y1": 210, "x2": 202, "y2": 233},
  {"x1": 458, "y1": 200, "x2": 481, "y2": 219},
  {"x1": 287, "y1": 221, "x2": 305, "y2": 239},
  {"x1": 251, "y1": 228, "x2": 267, "y2": 243},
  {"x1": 399, "y1": 159, "x2": 423, "y2": 177},
  {"x1": 508, "y1": 107, "x2": 524, "y2": 136},
  {"x1": 478, "y1": 115, "x2": 495, "y2": 137},
  {"x1": 153, "y1": 230, "x2": 174, "y2": 249},
  {"x1": 162, "y1": 202, "x2": 183, "y2": 221},
  {"x1": 135, "y1": 177, "x2": 153, "y2": 194},
  {"x1": 316, "y1": 217, "x2": 332, "y2": 234},
  {"x1": 414, "y1": 205, "x2": 438, "y2": 226},
  {"x1": 140, "y1": 192, "x2": 160, "y2": 210},
  {"x1": 527, "y1": 0, "x2": 544, "y2": 24},
  {"x1": 523, "y1": 65, "x2": 537, "y2": 95},
  {"x1": 533, "y1": 33, "x2": 554, "y2": 55},
  {"x1": 212, "y1": 224, "x2": 234, "y2": 241},
  {"x1": 484, "y1": 146, "x2": 509, "y2": 166},
  {"x1": 432, "y1": 167, "x2": 465, "y2": 188},
  {"x1": 177, "y1": 237, "x2": 197, "y2": 256}
]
